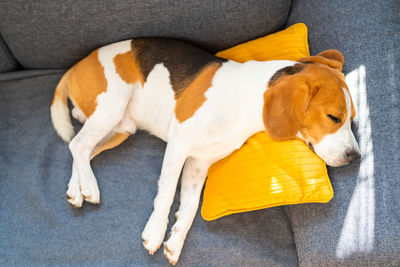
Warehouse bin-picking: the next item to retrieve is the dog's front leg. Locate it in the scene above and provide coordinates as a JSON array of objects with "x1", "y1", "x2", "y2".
[
  {"x1": 163, "y1": 157, "x2": 210, "y2": 265},
  {"x1": 142, "y1": 140, "x2": 188, "y2": 255}
]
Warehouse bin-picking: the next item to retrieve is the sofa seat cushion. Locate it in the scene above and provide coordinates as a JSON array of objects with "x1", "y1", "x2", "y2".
[{"x1": 0, "y1": 70, "x2": 298, "y2": 265}]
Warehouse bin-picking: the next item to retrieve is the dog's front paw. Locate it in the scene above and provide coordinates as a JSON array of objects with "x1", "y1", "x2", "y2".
[
  {"x1": 163, "y1": 228, "x2": 184, "y2": 265},
  {"x1": 164, "y1": 242, "x2": 179, "y2": 265},
  {"x1": 142, "y1": 216, "x2": 168, "y2": 255},
  {"x1": 66, "y1": 181, "x2": 83, "y2": 208}
]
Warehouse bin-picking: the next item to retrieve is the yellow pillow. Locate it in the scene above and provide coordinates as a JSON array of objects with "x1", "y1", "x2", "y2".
[
  {"x1": 201, "y1": 23, "x2": 333, "y2": 221},
  {"x1": 215, "y1": 23, "x2": 310, "y2": 62}
]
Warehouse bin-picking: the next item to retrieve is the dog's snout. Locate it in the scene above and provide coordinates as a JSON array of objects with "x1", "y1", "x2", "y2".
[{"x1": 345, "y1": 149, "x2": 361, "y2": 163}]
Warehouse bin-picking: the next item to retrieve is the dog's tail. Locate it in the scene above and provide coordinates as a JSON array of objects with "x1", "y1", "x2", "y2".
[{"x1": 50, "y1": 69, "x2": 74, "y2": 143}]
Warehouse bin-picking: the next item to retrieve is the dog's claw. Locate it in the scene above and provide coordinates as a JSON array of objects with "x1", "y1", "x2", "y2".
[
  {"x1": 82, "y1": 193, "x2": 91, "y2": 200},
  {"x1": 67, "y1": 196, "x2": 83, "y2": 208},
  {"x1": 66, "y1": 187, "x2": 83, "y2": 208},
  {"x1": 143, "y1": 241, "x2": 156, "y2": 255},
  {"x1": 142, "y1": 236, "x2": 161, "y2": 255},
  {"x1": 164, "y1": 242, "x2": 174, "y2": 256},
  {"x1": 80, "y1": 184, "x2": 100, "y2": 204}
]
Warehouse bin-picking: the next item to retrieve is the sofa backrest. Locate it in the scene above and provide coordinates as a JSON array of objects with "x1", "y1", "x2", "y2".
[
  {"x1": 0, "y1": 35, "x2": 19, "y2": 72},
  {"x1": 0, "y1": 0, "x2": 291, "y2": 69}
]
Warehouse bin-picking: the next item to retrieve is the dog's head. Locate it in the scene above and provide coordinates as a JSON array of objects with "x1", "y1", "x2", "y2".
[{"x1": 263, "y1": 50, "x2": 360, "y2": 167}]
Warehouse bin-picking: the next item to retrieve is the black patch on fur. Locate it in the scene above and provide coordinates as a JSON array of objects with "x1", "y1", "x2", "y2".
[
  {"x1": 132, "y1": 38, "x2": 227, "y2": 95},
  {"x1": 308, "y1": 142, "x2": 315, "y2": 152},
  {"x1": 268, "y1": 64, "x2": 305, "y2": 87}
]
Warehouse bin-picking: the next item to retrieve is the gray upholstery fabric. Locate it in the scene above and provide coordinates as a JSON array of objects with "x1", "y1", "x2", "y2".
[
  {"x1": 0, "y1": 71, "x2": 298, "y2": 266},
  {"x1": 287, "y1": 0, "x2": 400, "y2": 266},
  {"x1": 0, "y1": 0, "x2": 290, "y2": 69},
  {"x1": 0, "y1": 35, "x2": 18, "y2": 72},
  {"x1": 1, "y1": 0, "x2": 399, "y2": 265}
]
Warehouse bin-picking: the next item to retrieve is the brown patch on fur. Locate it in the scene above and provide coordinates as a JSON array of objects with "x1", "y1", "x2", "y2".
[
  {"x1": 68, "y1": 50, "x2": 107, "y2": 117},
  {"x1": 114, "y1": 50, "x2": 144, "y2": 86},
  {"x1": 263, "y1": 68, "x2": 318, "y2": 140},
  {"x1": 318, "y1": 49, "x2": 345, "y2": 66},
  {"x1": 298, "y1": 49, "x2": 344, "y2": 72},
  {"x1": 300, "y1": 80, "x2": 347, "y2": 145},
  {"x1": 52, "y1": 69, "x2": 72, "y2": 105},
  {"x1": 91, "y1": 133, "x2": 130, "y2": 159},
  {"x1": 264, "y1": 63, "x2": 351, "y2": 143},
  {"x1": 175, "y1": 63, "x2": 221, "y2": 123}
]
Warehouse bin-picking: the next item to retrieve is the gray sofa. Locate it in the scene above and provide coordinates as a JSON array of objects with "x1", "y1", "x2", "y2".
[{"x1": 0, "y1": 0, "x2": 398, "y2": 266}]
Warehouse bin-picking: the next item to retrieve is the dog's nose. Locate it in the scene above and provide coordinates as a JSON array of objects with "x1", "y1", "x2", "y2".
[{"x1": 345, "y1": 149, "x2": 361, "y2": 163}]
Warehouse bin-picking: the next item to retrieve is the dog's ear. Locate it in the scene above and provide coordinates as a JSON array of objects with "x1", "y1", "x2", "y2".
[
  {"x1": 263, "y1": 74, "x2": 318, "y2": 140},
  {"x1": 298, "y1": 49, "x2": 344, "y2": 72}
]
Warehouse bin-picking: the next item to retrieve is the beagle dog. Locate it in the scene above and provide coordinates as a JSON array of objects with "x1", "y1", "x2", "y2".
[{"x1": 50, "y1": 38, "x2": 360, "y2": 265}]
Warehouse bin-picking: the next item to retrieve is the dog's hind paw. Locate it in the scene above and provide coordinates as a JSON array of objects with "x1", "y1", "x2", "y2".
[
  {"x1": 66, "y1": 183, "x2": 83, "y2": 208},
  {"x1": 80, "y1": 180, "x2": 100, "y2": 204}
]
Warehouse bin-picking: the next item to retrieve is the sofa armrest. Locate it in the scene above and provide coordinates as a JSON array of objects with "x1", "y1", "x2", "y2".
[{"x1": 286, "y1": 0, "x2": 400, "y2": 266}]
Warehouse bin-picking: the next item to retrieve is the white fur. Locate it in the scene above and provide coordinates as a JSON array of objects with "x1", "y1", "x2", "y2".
[
  {"x1": 163, "y1": 157, "x2": 210, "y2": 264},
  {"x1": 130, "y1": 63, "x2": 176, "y2": 141},
  {"x1": 179, "y1": 60, "x2": 295, "y2": 162},
  {"x1": 71, "y1": 106, "x2": 87, "y2": 124},
  {"x1": 51, "y1": 99, "x2": 75, "y2": 142}
]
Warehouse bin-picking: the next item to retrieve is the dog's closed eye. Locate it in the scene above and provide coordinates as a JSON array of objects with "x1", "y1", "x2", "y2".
[{"x1": 327, "y1": 114, "x2": 341, "y2": 124}]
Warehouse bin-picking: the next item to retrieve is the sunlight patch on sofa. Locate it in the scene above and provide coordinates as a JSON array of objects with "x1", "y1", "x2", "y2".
[{"x1": 336, "y1": 65, "x2": 375, "y2": 258}]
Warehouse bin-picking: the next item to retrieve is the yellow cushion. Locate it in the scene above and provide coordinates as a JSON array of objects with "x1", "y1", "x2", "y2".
[
  {"x1": 215, "y1": 23, "x2": 310, "y2": 62},
  {"x1": 201, "y1": 23, "x2": 333, "y2": 221}
]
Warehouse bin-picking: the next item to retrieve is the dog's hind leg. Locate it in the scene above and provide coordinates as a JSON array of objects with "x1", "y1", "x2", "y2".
[
  {"x1": 66, "y1": 162, "x2": 84, "y2": 207},
  {"x1": 89, "y1": 104, "x2": 137, "y2": 159},
  {"x1": 66, "y1": 86, "x2": 133, "y2": 207},
  {"x1": 67, "y1": 105, "x2": 134, "y2": 206}
]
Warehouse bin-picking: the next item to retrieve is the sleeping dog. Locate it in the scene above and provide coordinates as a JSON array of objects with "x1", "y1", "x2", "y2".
[{"x1": 50, "y1": 38, "x2": 360, "y2": 265}]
